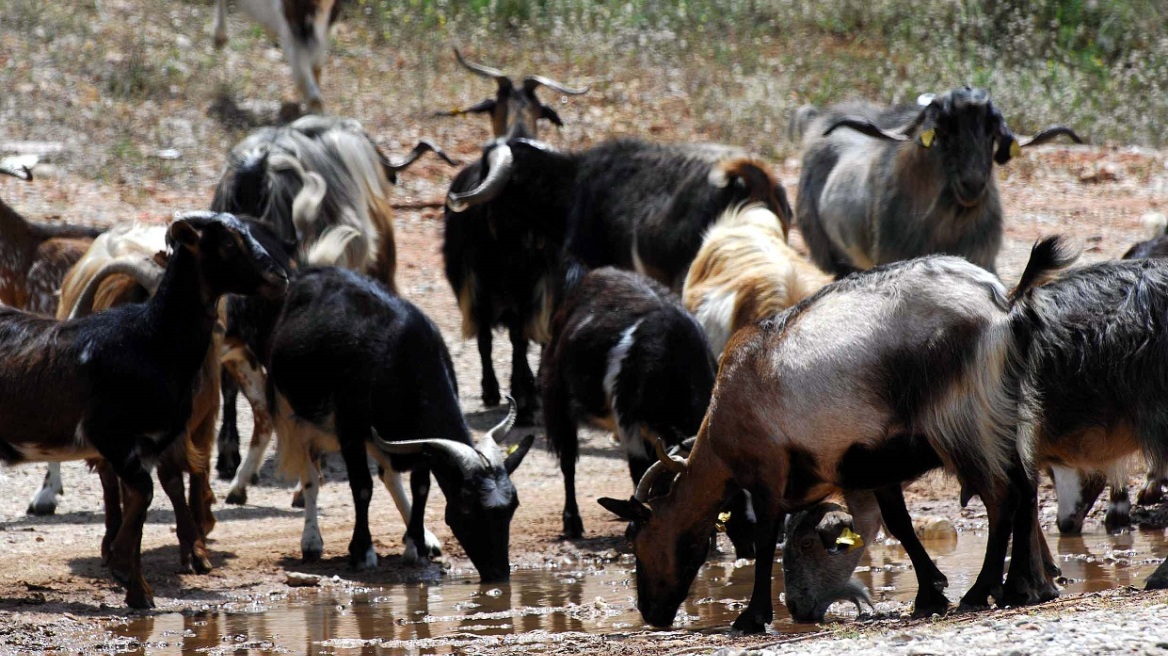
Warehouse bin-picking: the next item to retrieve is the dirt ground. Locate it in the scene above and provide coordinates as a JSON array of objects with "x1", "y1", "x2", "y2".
[{"x1": 3, "y1": 2, "x2": 1168, "y2": 654}]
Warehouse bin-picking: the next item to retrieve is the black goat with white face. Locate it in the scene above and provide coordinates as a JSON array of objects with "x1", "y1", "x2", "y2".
[
  {"x1": 541, "y1": 267, "x2": 717, "y2": 539},
  {"x1": 436, "y1": 49, "x2": 589, "y2": 140},
  {"x1": 1009, "y1": 239, "x2": 1168, "y2": 593},
  {"x1": 795, "y1": 87, "x2": 1081, "y2": 276},
  {"x1": 443, "y1": 137, "x2": 788, "y2": 422},
  {"x1": 269, "y1": 267, "x2": 534, "y2": 581}
]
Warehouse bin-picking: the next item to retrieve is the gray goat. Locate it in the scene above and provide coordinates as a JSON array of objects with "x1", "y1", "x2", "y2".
[{"x1": 794, "y1": 87, "x2": 1081, "y2": 275}]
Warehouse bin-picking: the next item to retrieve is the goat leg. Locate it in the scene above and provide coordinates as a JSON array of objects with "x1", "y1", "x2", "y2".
[
  {"x1": 478, "y1": 325, "x2": 501, "y2": 407},
  {"x1": 157, "y1": 457, "x2": 211, "y2": 575},
  {"x1": 339, "y1": 426, "x2": 378, "y2": 570},
  {"x1": 732, "y1": 491, "x2": 783, "y2": 634},
  {"x1": 97, "y1": 461, "x2": 122, "y2": 566},
  {"x1": 108, "y1": 462, "x2": 155, "y2": 610},
  {"x1": 216, "y1": 369, "x2": 242, "y2": 480},
  {"x1": 508, "y1": 321, "x2": 538, "y2": 426},
  {"x1": 958, "y1": 479, "x2": 1017, "y2": 610},
  {"x1": 1000, "y1": 466, "x2": 1059, "y2": 607},
  {"x1": 873, "y1": 485, "x2": 949, "y2": 617},
  {"x1": 404, "y1": 467, "x2": 440, "y2": 561},
  {"x1": 379, "y1": 464, "x2": 441, "y2": 562}
]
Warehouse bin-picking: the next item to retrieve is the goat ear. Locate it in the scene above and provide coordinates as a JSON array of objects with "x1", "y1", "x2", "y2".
[
  {"x1": 504, "y1": 433, "x2": 536, "y2": 474},
  {"x1": 598, "y1": 496, "x2": 652, "y2": 523},
  {"x1": 539, "y1": 104, "x2": 564, "y2": 127},
  {"x1": 168, "y1": 220, "x2": 201, "y2": 249}
]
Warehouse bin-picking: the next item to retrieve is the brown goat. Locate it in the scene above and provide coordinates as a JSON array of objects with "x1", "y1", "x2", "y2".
[{"x1": 682, "y1": 204, "x2": 831, "y2": 356}]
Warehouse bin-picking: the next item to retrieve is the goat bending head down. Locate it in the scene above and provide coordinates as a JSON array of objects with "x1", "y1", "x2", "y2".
[
  {"x1": 601, "y1": 255, "x2": 1036, "y2": 631},
  {"x1": 795, "y1": 87, "x2": 1082, "y2": 276}
]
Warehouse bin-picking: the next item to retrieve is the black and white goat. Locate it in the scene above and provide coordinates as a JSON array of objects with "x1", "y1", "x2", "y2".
[
  {"x1": 600, "y1": 254, "x2": 1042, "y2": 631},
  {"x1": 541, "y1": 266, "x2": 717, "y2": 539},
  {"x1": 444, "y1": 137, "x2": 788, "y2": 422},
  {"x1": 270, "y1": 267, "x2": 535, "y2": 580},
  {"x1": 212, "y1": 115, "x2": 454, "y2": 481},
  {"x1": 436, "y1": 48, "x2": 589, "y2": 139},
  {"x1": 0, "y1": 213, "x2": 287, "y2": 608},
  {"x1": 794, "y1": 88, "x2": 1081, "y2": 275},
  {"x1": 212, "y1": 0, "x2": 342, "y2": 112},
  {"x1": 1009, "y1": 238, "x2": 1168, "y2": 592}
]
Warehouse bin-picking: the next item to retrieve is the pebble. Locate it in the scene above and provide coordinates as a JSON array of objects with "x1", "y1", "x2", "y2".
[{"x1": 284, "y1": 572, "x2": 320, "y2": 587}]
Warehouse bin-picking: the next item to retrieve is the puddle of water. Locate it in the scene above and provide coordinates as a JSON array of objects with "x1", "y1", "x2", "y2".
[{"x1": 114, "y1": 528, "x2": 1168, "y2": 654}]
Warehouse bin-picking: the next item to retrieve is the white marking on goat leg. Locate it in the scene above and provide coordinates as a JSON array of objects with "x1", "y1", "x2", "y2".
[
  {"x1": 27, "y1": 463, "x2": 63, "y2": 515},
  {"x1": 379, "y1": 467, "x2": 440, "y2": 563},
  {"x1": 226, "y1": 424, "x2": 273, "y2": 503},
  {"x1": 1051, "y1": 464, "x2": 1083, "y2": 529},
  {"x1": 300, "y1": 461, "x2": 324, "y2": 561}
]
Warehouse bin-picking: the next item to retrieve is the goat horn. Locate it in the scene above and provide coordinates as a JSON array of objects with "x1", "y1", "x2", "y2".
[
  {"x1": 454, "y1": 48, "x2": 509, "y2": 85},
  {"x1": 446, "y1": 142, "x2": 515, "y2": 212},
  {"x1": 372, "y1": 430, "x2": 487, "y2": 477},
  {"x1": 634, "y1": 461, "x2": 674, "y2": 502},
  {"x1": 822, "y1": 116, "x2": 912, "y2": 142},
  {"x1": 381, "y1": 139, "x2": 459, "y2": 172},
  {"x1": 523, "y1": 75, "x2": 590, "y2": 96},
  {"x1": 67, "y1": 259, "x2": 165, "y2": 320},
  {"x1": 0, "y1": 164, "x2": 33, "y2": 181},
  {"x1": 476, "y1": 396, "x2": 517, "y2": 466},
  {"x1": 654, "y1": 437, "x2": 688, "y2": 474},
  {"x1": 1020, "y1": 126, "x2": 1084, "y2": 148}
]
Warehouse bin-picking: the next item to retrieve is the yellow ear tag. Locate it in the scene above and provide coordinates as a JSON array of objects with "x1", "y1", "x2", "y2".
[
  {"x1": 506, "y1": 444, "x2": 519, "y2": 456},
  {"x1": 919, "y1": 128, "x2": 935, "y2": 148},
  {"x1": 1010, "y1": 140, "x2": 1022, "y2": 159},
  {"x1": 836, "y1": 527, "x2": 864, "y2": 551},
  {"x1": 716, "y1": 511, "x2": 731, "y2": 533}
]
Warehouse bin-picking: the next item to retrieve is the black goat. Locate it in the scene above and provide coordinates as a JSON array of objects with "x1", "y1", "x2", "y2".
[
  {"x1": 270, "y1": 267, "x2": 535, "y2": 580},
  {"x1": 541, "y1": 266, "x2": 716, "y2": 539},
  {"x1": 436, "y1": 48, "x2": 589, "y2": 139},
  {"x1": 444, "y1": 137, "x2": 788, "y2": 423},
  {"x1": 794, "y1": 87, "x2": 1081, "y2": 276},
  {"x1": 0, "y1": 213, "x2": 287, "y2": 608}
]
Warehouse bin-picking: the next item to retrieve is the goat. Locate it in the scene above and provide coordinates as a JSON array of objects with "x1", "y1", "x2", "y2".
[
  {"x1": 541, "y1": 266, "x2": 716, "y2": 540},
  {"x1": 444, "y1": 136, "x2": 788, "y2": 423},
  {"x1": 0, "y1": 213, "x2": 287, "y2": 608},
  {"x1": 1008, "y1": 237, "x2": 1168, "y2": 592},
  {"x1": 436, "y1": 48, "x2": 589, "y2": 140},
  {"x1": 682, "y1": 203, "x2": 832, "y2": 356},
  {"x1": 211, "y1": 115, "x2": 455, "y2": 480},
  {"x1": 599, "y1": 254, "x2": 1038, "y2": 631},
  {"x1": 212, "y1": 0, "x2": 342, "y2": 112},
  {"x1": 270, "y1": 267, "x2": 535, "y2": 580},
  {"x1": 794, "y1": 87, "x2": 1081, "y2": 276}
]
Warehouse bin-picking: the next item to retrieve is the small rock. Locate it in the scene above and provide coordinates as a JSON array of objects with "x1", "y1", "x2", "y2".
[
  {"x1": 284, "y1": 572, "x2": 320, "y2": 587},
  {"x1": 913, "y1": 516, "x2": 957, "y2": 542},
  {"x1": 1079, "y1": 162, "x2": 1121, "y2": 183}
]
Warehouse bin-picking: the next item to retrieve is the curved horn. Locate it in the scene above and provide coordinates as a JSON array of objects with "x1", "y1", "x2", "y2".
[
  {"x1": 476, "y1": 396, "x2": 517, "y2": 466},
  {"x1": 634, "y1": 461, "x2": 675, "y2": 502},
  {"x1": 381, "y1": 139, "x2": 459, "y2": 173},
  {"x1": 0, "y1": 164, "x2": 33, "y2": 181},
  {"x1": 446, "y1": 142, "x2": 515, "y2": 213},
  {"x1": 67, "y1": 258, "x2": 165, "y2": 320},
  {"x1": 372, "y1": 431, "x2": 487, "y2": 476},
  {"x1": 454, "y1": 48, "x2": 508, "y2": 84},
  {"x1": 523, "y1": 75, "x2": 590, "y2": 96},
  {"x1": 822, "y1": 116, "x2": 912, "y2": 141},
  {"x1": 654, "y1": 437, "x2": 688, "y2": 474},
  {"x1": 1020, "y1": 126, "x2": 1084, "y2": 148}
]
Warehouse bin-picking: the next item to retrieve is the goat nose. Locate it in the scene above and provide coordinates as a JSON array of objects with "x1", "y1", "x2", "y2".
[{"x1": 1057, "y1": 517, "x2": 1081, "y2": 535}]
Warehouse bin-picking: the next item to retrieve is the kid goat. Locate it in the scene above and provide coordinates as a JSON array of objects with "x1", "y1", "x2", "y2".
[{"x1": 0, "y1": 213, "x2": 287, "y2": 608}]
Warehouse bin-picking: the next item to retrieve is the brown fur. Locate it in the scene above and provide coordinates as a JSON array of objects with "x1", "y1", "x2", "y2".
[{"x1": 714, "y1": 159, "x2": 791, "y2": 238}]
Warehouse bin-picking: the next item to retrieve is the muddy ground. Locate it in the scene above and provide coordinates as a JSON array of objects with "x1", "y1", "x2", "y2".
[{"x1": 3, "y1": 2, "x2": 1168, "y2": 654}]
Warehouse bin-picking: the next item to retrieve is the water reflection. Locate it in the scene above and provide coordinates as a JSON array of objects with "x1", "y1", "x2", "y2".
[{"x1": 114, "y1": 528, "x2": 1168, "y2": 653}]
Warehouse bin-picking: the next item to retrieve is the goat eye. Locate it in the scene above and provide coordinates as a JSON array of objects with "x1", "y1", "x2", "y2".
[{"x1": 800, "y1": 537, "x2": 816, "y2": 550}]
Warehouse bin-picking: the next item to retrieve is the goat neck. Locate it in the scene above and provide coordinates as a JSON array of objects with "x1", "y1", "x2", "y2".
[
  {"x1": 146, "y1": 244, "x2": 219, "y2": 374},
  {"x1": 0, "y1": 200, "x2": 36, "y2": 305}
]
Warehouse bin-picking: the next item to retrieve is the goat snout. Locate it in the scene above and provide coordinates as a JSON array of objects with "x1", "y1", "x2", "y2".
[{"x1": 953, "y1": 177, "x2": 988, "y2": 207}]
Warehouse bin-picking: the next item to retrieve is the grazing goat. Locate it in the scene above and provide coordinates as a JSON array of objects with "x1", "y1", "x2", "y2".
[
  {"x1": 600, "y1": 255, "x2": 1037, "y2": 631},
  {"x1": 682, "y1": 204, "x2": 832, "y2": 356},
  {"x1": 1008, "y1": 238, "x2": 1168, "y2": 592},
  {"x1": 212, "y1": 115, "x2": 454, "y2": 480},
  {"x1": 0, "y1": 213, "x2": 287, "y2": 608},
  {"x1": 212, "y1": 0, "x2": 342, "y2": 112},
  {"x1": 271, "y1": 267, "x2": 535, "y2": 580},
  {"x1": 444, "y1": 137, "x2": 788, "y2": 423},
  {"x1": 541, "y1": 266, "x2": 716, "y2": 539},
  {"x1": 437, "y1": 48, "x2": 589, "y2": 139},
  {"x1": 794, "y1": 87, "x2": 1081, "y2": 275}
]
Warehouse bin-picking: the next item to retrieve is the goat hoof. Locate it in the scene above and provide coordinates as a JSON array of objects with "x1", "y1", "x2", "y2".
[
  {"x1": 216, "y1": 455, "x2": 240, "y2": 481},
  {"x1": 192, "y1": 552, "x2": 213, "y2": 575},
  {"x1": 26, "y1": 499, "x2": 57, "y2": 516},
  {"x1": 562, "y1": 516, "x2": 584, "y2": 540},
  {"x1": 731, "y1": 609, "x2": 770, "y2": 634},
  {"x1": 291, "y1": 490, "x2": 306, "y2": 509},
  {"x1": 957, "y1": 588, "x2": 994, "y2": 612},
  {"x1": 911, "y1": 592, "x2": 950, "y2": 618},
  {"x1": 482, "y1": 385, "x2": 501, "y2": 408},
  {"x1": 125, "y1": 590, "x2": 155, "y2": 610},
  {"x1": 1044, "y1": 561, "x2": 1062, "y2": 578},
  {"x1": 1138, "y1": 486, "x2": 1164, "y2": 506},
  {"x1": 249, "y1": 473, "x2": 260, "y2": 485},
  {"x1": 1000, "y1": 577, "x2": 1057, "y2": 608},
  {"x1": 351, "y1": 546, "x2": 378, "y2": 571},
  {"x1": 1146, "y1": 570, "x2": 1168, "y2": 590},
  {"x1": 225, "y1": 489, "x2": 247, "y2": 506},
  {"x1": 302, "y1": 549, "x2": 322, "y2": 563}
]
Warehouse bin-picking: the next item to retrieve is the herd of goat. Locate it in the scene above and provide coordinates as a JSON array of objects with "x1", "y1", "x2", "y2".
[{"x1": 5, "y1": 33, "x2": 1168, "y2": 634}]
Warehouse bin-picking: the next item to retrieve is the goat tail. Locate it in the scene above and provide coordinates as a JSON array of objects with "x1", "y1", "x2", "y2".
[
  {"x1": 710, "y1": 158, "x2": 792, "y2": 231},
  {"x1": 267, "y1": 152, "x2": 326, "y2": 244},
  {"x1": 306, "y1": 225, "x2": 364, "y2": 269},
  {"x1": 1010, "y1": 236, "x2": 1078, "y2": 304},
  {"x1": 66, "y1": 259, "x2": 164, "y2": 320}
]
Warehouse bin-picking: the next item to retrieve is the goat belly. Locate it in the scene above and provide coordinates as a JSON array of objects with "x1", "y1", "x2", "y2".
[{"x1": 835, "y1": 434, "x2": 944, "y2": 490}]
